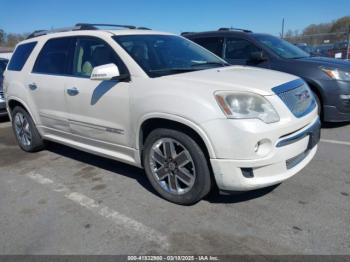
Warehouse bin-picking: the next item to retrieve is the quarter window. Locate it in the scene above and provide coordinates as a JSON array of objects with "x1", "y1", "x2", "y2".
[
  {"x1": 73, "y1": 37, "x2": 127, "y2": 77},
  {"x1": 33, "y1": 37, "x2": 75, "y2": 75},
  {"x1": 7, "y1": 42, "x2": 37, "y2": 71}
]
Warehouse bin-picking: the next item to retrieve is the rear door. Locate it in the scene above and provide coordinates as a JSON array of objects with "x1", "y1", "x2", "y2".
[{"x1": 27, "y1": 37, "x2": 76, "y2": 133}]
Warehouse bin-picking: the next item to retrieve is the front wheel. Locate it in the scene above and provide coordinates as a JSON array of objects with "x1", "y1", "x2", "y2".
[{"x1": 143, "y1": 128, "x2": 212, "y2": 205}]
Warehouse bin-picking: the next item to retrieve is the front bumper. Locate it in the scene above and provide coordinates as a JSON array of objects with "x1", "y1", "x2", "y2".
[
  {"x1": 206, "y1": 117, "x2": 320, "y2": 191},
  {"x1": 323, "y1": 105, "x2": 350, "y2": 122},
  {"x1": 320, "y1": 80, "x2": 350, "y2": 122}
]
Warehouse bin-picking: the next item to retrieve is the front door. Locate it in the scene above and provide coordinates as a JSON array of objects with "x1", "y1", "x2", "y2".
[
  {"x1": 224, "y1": 37, "x2": 270, "y2": 68},
  {"x1": 65, "y1": 36, "x2": 131, "y2": 148}
]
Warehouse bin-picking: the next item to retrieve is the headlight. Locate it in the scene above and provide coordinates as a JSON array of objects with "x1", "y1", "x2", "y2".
[
  {"x1": 320, "y1": 67, "x2": 350, "y2": 81},
  {"x1": 215, "y1": 92, "x2": 280, "y2": 123}
]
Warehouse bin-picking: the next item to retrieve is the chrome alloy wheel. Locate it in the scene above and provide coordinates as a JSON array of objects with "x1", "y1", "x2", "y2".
[
  {"x1": 149, "y1": 138, "x2": 196, "y2": 195},
  {"x1": 14, "y1": 112, "x2": 32, "y2": 147}
]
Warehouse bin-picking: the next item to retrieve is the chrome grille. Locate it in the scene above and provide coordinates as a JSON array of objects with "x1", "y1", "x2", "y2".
[
  {"x1": 273, "y1": 79, "x2": 316, "y2": 118},
  {"x1": 0, "y1": 91, "x2": 4, "y2": 100}
]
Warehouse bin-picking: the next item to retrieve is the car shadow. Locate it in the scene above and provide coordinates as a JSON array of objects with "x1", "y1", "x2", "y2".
[
  {"x1": 91, "y1": 80, "x2": 118, "y2": 105},
  {"x1": 45, "y1": 141, "x2": 159, "y2": 197},
  {"x1": 204, "y1": 184, "x2": 280, "y2": 204},
  {"x1": 0, "y1": 116, "x2": 9, "y2": 123},
  {"x1": 46, "y1": 141, "x2": 279, "y2": 204}
]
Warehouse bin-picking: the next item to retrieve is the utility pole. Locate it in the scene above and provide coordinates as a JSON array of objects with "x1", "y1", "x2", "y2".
[
  {"x1": 281, "y1": 18, "x2": 285, "y2": 39},
  {"x1": 347, "y1": 25, "x2": 350, "y2": 60}
]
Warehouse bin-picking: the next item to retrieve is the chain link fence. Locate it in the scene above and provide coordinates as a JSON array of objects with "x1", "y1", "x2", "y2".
[{"x1": 284, "y1": 31, "x2": 350, "y2": 60}]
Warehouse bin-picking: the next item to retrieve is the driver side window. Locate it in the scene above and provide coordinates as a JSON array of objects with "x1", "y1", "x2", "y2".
[
  {"x1": 225, "y1": 38, "x2": 260, "y2": 63},
  {"x1": 73, "y1": 37, "x2": 127, "y2": 78}
]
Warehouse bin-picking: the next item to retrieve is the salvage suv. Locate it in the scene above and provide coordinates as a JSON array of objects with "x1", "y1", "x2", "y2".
[{"x1": 3, "y1": 24, "x2": 320, "y2": 205}]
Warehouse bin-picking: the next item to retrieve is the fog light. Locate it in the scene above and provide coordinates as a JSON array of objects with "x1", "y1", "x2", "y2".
[
  {"x1": 254, "y1": 139, "x2": 272, "y2": 156},
  {"x1": 254, "y1": 143, "x2": 259, "y2": 152}
]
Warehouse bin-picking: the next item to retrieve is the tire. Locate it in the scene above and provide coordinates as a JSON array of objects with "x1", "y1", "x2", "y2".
[
  {"x1": 143, "y1": 128, "x2": 212, "y2": 205},
  {"x1": 11, "y1": 106, "x2": 44, "y2": 152}
]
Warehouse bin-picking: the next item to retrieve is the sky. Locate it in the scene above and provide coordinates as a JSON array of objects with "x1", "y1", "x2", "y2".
[{"x1": 1, "y1": 0, "x2": 349, "y2": 36}]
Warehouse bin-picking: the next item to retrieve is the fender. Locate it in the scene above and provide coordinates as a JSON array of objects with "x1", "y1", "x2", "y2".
[{"x1": 136, "y1": 112, "x2": 217, "y2": 159}]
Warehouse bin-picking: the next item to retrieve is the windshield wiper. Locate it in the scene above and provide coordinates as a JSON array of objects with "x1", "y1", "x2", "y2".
[
  {"x1": 149, "y1": 68, "x2": 199, "y2": 73},
  {"x1": 191, "y1": 61, "x2": 230, "y2": 67},
  {"x1": 290, "y1": 56, "x2": 310, "y2": 59}
]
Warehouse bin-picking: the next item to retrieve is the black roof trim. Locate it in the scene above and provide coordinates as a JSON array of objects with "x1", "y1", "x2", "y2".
[
  {"x1": 75, "y1": 23, "x2": 137, "y2": 30},
  {"x1": 218, "y1": 27, "x2": 252, "y2": 33},
  {"x1": 181, "y1": 28, "x2": 253, "y2": 37}
]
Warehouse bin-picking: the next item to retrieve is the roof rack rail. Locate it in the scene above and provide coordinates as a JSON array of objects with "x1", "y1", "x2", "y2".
[
  {"x1": 218, "y1": 27, "x2": 252, "y2": 33},
  {"x1": 26, "y1": 23, "x2": 151, "y2": 39},
  {"x1": 26, "y1": 26, "x2": 82, "y2": 39},
  {"x1": 75, "y1": 23, "x2": 137, "y2": 30},
  {"x1": 137, "y1": 27, "x2": 152, "y2": 30},
  {"x1": 180, "y1": 32, "x2": 197, "y2": 36}
]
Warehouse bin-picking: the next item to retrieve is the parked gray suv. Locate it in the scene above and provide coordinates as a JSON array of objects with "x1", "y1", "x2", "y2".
[
  {"x1": 0, "y1": 58, "x2": 9, "y2": 117},
  {"x1": 183, "y1": 28, "x2": 350, "y2": 122}
]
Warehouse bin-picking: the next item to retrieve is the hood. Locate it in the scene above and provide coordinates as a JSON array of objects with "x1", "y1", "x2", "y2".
[
  {"x1": 296, "y1": 56, "x2": 350, "y2": 70},
  {"x1": 166, "y1": 66, "x2": 298, "y2": 96}
]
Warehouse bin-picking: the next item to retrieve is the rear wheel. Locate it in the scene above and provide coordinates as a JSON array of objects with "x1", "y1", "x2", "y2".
[
  {"x1": 143, "y1": 128, "x2": 211, "y2": 205},
  {"x1": 11, "y1": 106, "x2": 44, "y2": 152}
]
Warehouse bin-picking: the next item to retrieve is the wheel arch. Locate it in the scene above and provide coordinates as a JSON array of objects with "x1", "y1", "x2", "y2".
[
  {"x1": 137, "y1": 114, "x2": 216, "y2": 164},
  {"x1": 7, "y1": 97, "x2": 37, "y2": 124}
]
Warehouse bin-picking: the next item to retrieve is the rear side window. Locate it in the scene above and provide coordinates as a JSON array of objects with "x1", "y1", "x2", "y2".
[
  {"x1": 7, "y1": 42, "x2": 37, "y2": 71},
  {"x1": 33, "y1": 37, "x2": 75, "y2": 75},
  {"x1": 192, "y1": 37, "x2": 224, "y2": 56}
]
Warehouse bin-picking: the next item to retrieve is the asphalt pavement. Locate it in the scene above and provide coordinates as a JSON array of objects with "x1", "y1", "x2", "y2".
[{"x1": 0, "y1": 117, "x2": 349, "y2": 255}]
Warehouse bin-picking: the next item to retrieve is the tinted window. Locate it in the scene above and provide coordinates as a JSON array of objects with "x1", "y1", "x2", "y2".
[
  {"x1": 7, "y1": 42, "x2": 37, "y2": 71},
  {"x1": 225, "y1": 38, "x2": 260, "y2": 60},
  {"x1": 253, "y1": 34, "x2": 310, "y2": 59},
  {"x1": 0, "y1": 60, "x2": 8, "y2": 75},
  {"x1": 73, "y1": 37, "x2": 128, "y2": 77},
  {"x1": 193, "y1": 37, "x2": 224, "y2": 56},
  {"x1": 113, "y1": 35, "x2": 227, "y2": 77},
  {"x1": 33, "y1": 37, "x2": 74, "y2": 75}
]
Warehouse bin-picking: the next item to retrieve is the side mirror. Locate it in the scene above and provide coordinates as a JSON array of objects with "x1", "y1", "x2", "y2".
[
  {"x1": 90, "y1": 63, "x2": 121, "y2": 81},
  {"x1": 250, "y1": 51, "x2": 268, "y2": 62}
]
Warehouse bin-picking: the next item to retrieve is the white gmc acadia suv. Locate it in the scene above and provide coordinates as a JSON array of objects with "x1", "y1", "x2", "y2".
[{"x1": 3, "y1": 24, "x2": 320, "y2": 205}]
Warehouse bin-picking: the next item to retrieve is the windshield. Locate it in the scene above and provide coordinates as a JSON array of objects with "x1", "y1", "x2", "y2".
[
  {"x1": 253, "y1": 34, "x2": 310, "y2": 59},
  {"x1": 113, "y1": 35, "x2": 228, "y2": 77}
]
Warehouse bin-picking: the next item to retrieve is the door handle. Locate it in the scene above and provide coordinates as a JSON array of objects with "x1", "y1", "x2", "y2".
[
  {"x1": 67, "y1": 87, "x2": 79, "y2": 96},
  {"x1": 28, "y1": 83, "x2": 38, "y2": 90}
]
